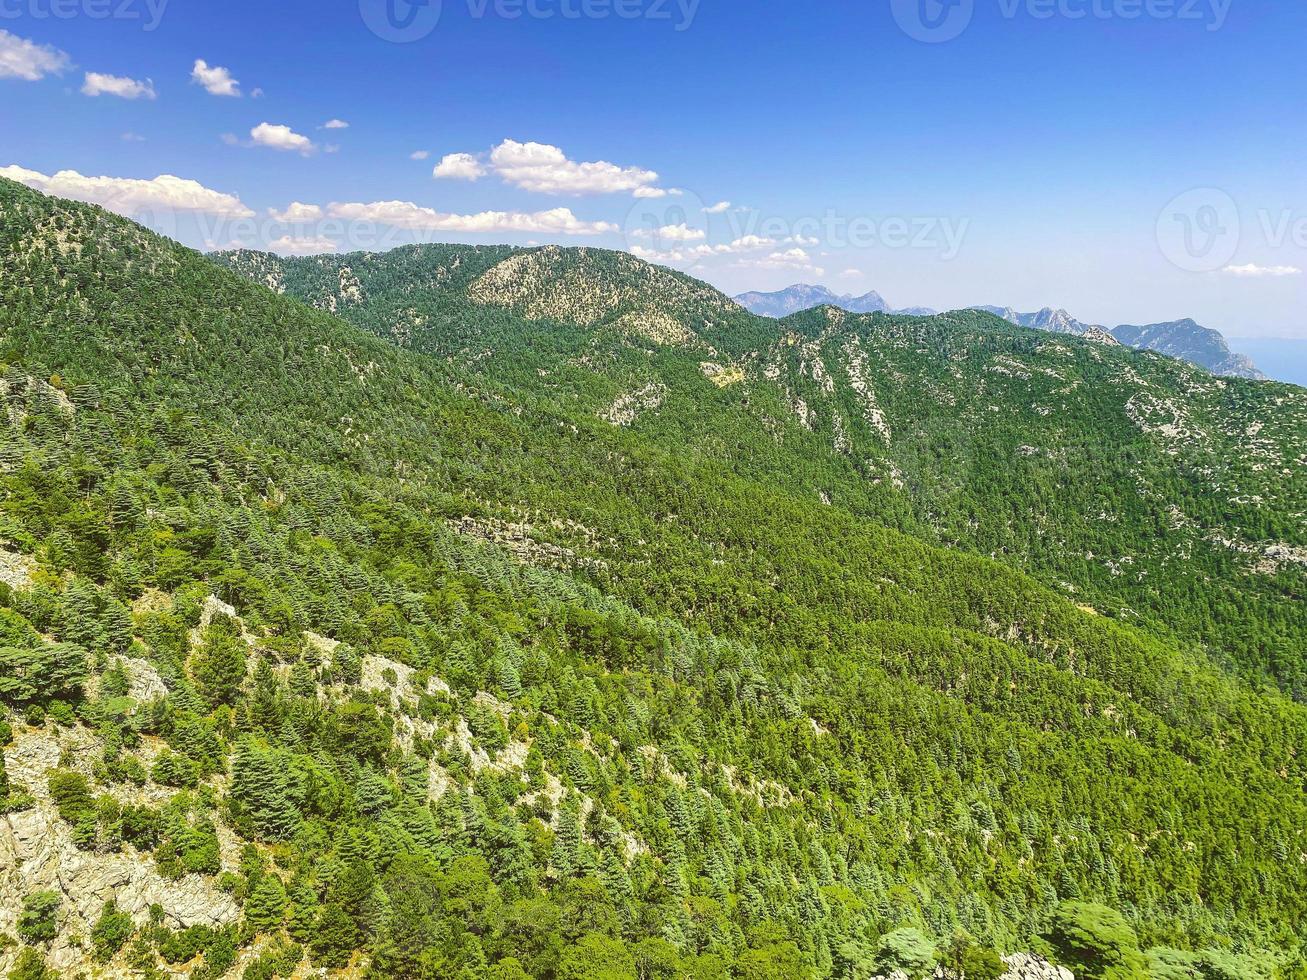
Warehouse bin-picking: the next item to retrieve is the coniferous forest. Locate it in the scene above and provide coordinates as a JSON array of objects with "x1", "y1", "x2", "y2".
[{"x1": 1, "y1": 177, "x2": 1306, "y2": 979}]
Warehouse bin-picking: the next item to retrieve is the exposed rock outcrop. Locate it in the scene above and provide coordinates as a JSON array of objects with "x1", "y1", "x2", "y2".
[{"x1": 0, "y1": 730, "x2": 240, "y2": 976}]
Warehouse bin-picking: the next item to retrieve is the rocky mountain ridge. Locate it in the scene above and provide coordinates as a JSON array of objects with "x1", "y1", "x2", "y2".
[{"x1": 736, "y1": 286, "x2": 1265, "y2": 379}]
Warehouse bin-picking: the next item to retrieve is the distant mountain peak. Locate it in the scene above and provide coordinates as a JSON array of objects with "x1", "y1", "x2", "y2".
[
  {"x1": 1113, "y1": 318, "x2": 1265, "y2": 380},
  {"x1": 734, "y1": 283, "x2": 900, "y2": 318}
]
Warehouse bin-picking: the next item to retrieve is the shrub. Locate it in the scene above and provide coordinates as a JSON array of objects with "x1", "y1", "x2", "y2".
[
  {"x1": 873, "y1": 927, "x2": 937, "y2": 980},
  {"x1": 17, "y1": 891, "x2": 61, "y2": 944},
  {"x1": 940, "y1": 932, "x2": 1006, "y2": 980},
  {"x1": 7, "y1": 947, "x2": 52, "y2": 980},
  {"x1": 1045, "y1": 902, "x2": 1147, "y2": 980},
  {"x1": 151, "y1": 751, "x2": 201, "y2": 789},
  {"x1": 91, "y1": 900, "x2": 135, "y2": 963}
]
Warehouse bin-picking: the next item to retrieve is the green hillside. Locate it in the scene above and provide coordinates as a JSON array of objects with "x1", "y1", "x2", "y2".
[
  {"x1": 214, "y1": 245, "x2": 1307, "y2": 700},
  {"x1": 0, "y1": 178, "x2": 1304, "y2": 979}
]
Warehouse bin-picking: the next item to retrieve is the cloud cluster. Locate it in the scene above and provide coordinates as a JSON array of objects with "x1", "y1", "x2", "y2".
[
  {"x1": 268, "y1": 202, "x2": 325, "y2": 223},
  {"x1": 736, "y1": 247, "x2": 822, "y2": 272},
  {"x1": 192, "y1": 59, "x2": 241, "y2": 97},
  {"x1": 632, "y1": 223, "x2": 705, "y2": 243},
  {"x1": 0, "y1": 165, "x2": 254, "y2": 218},
  {"x1": 434, "y1": 139, "x2": 665, "y2": 197},
  {"x1": 628, "y1": 235, "x2": 812, "y2": 270},
  {"x1": 1222, "y1": 263, "x2": 1301, "y2": 278},
  {"x1": 326, "y1": 200, "x2": 617, "y2": 236},
  {"x1": 268, "y1": 234, "x2": 338, "y2": 255},
  {"x1": 0, "y1": 30, "x2": 70, "y2": 81},
  {"x1": 82, "y1": 72, "x2": 156, "y2": 100}
]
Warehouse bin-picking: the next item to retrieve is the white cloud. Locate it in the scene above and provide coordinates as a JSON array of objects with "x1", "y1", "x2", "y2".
[
  {"x1": 771, "y1": 247, "x2": 814, "y2": 262},
  {"x1": 191, "y1": 59, "x2": 241, "y2": 97},
  {"x1": 723, "y1": 234, "x2": 775, "y2": 250},
  {"x1": 326, "y1": 200, "x2": 617, "y2": 236},
  {"x1": 268, "y1": 202, "x2": 324, "y2": 223},
  {"x1": 249, "y1": 122, "x2": 315, "y2": 154},
  {"x1": 82, "y1": 72, "x2": 156, "y2": 100},
  {"x1": 0, "y1": 164, "x2": 254, "y2": 218},
  {"x1": 627, "y1": 234, "x2": 783, "y2": 267},
  {"x1": 433, "y1": 152, "x2": 488, "y2": 181},
  {"x1": 632, "y1": 222, "x2": 706, "y2": 242},
  {"x1": 0, "y1": 30, "x2": 69, "y2": 81},
  {"x1": 250, "y1": 87, "x2": 264, "y2": 99},
  {"x1": 489, "y1": 139, "x2": 660, "y2": 196},
  {"x1": 629, "y1": 245, "x2": 672, "y2": 261},
  {"x1": 630, "y1": 232, "x2": 772, "y2": 257},
  {"x1": 268, "y1": 234, "x2": 337, "y2": 256},
  {"x1": 436, "y1": 139, "x2": 665, "y2": 197},
  {"x1": 732, "y1": 247, "x2": 822, "y2": 273},
  {"x1": 1222, "y1": 263, "x2": 1302, "y2": 278},
  {"x1": 121, "y1": 132, "x2": 146, "y2": 143},
  {"x1": 410, "y1": 150, "x2": 430, "y2": 161},
  {"x1": 839, "y1": 268, "x2": 863, "y2": 280},
  {"x1": 788, "y1": 234, "x2": 820, "y2": 247},
  {"x1": 322, "y1": 119, "x2": 349, "y2": 129},
  {"x1": 703, "y1": 201, "x2": 731, "y2": 214}
]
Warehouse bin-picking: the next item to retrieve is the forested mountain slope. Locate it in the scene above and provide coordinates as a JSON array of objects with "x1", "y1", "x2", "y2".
[
  {"x1": 216, "y1": 245, "x2": 1307, "y2": 701},
  {"x1": 0, "y1": 178, "x2": 1305, "y2": 979}
]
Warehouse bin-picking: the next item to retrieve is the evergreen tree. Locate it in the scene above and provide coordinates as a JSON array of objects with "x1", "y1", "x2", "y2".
[
  {"x1": 191, "y1": 618, "x2": 247, "y2": 709},
  {"x1": 244, "y1": 874, "x2": 288, "y2": 933}
]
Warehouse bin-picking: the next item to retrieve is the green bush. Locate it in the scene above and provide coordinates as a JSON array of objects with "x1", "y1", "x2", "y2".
[
  {"x1": 873, "y1": 928, "x2": 937, "y2": 980},
  {"x1": 16, "y1": 891, "x2": 60, "y2": 944},
  {"x1": 91, "y1": 900, "x2": 135, "y2": 963},
  {"x1": 6, "y1": 947, "x2": 52, "y2": 980},
  {"x1": 151, "y1": 751, "x2": 201, "y2": 789},
  {"x1": 1045, "y1": 902, "x2": 1147, "y2": 980},
  {"x1": 940, "y1": 932, "x2": 1006, "y2": 980}
]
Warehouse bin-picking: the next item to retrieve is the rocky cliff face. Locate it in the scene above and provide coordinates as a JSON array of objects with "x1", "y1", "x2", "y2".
[{"x1": 0, "y1": 727, "x2": 240, "y2": 975}]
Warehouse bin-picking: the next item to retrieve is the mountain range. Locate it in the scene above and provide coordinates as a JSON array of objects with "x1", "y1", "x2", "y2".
[
  {"x1": 737, "y1": 286, "x2": 1267, "y2": 380},
  {"x1": 733, "y1": 284, "x2": 897, "y2": 317},
  {"x1": 1, "y1": 176, "x2": 1305, "y2": 978}
]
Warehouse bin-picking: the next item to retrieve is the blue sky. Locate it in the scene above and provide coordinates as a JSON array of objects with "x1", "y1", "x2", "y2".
[{"x1": 1, "y1": 0, "x2": 1305, "y2": 338}]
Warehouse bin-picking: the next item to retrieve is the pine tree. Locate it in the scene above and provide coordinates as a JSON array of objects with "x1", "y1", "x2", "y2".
[
  {"x1": 229, "y1": 739, "x2": 299, "y2": 841},
  {"x1": 310, "y1": 903, "x2": 359, "y2": 969},
  {"x1": 355, "y1": 767, "x2": 394, "y2": 815},
  {"x1": 244, "y1": 874, "x2": 288, "y2": 933},
  {"x1": 399, "y1": 754, "x2": 428, "y2": 800},
  {"x1": 191, "y1": 620, "x2": 247, "y2": 709}
]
